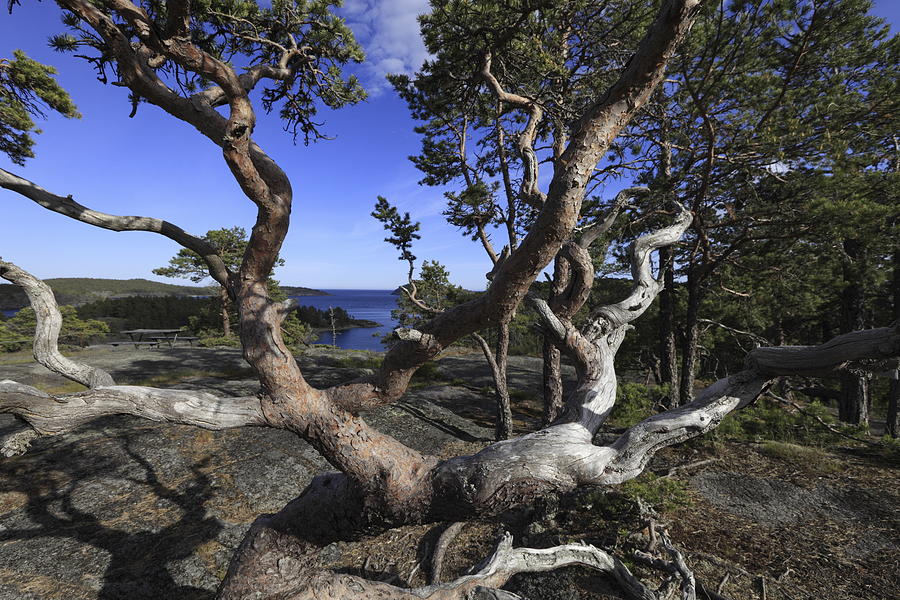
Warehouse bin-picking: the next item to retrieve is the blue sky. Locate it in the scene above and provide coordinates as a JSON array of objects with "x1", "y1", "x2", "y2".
[{"x1": 1, "y1": 1, "x2": 898, "y2": 291}]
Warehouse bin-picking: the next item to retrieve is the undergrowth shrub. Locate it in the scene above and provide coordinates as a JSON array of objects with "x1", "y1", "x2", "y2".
[
  {"x1": 758, "y1": 441, "x2": 841, "y2": 475},
  {"x1": 329, "y1": 354, "x2": 383, "y2": 370},
  {"x1": 411, "y1": 361, "x2": 442, "y2": 382},
  {"x1": 618, "y1": 472, "x2": 690, "y2": 510},
  {"x1": 711, "y1": 398, "x2": 845, "y2": 446},
  {"x1": 197, "y1": 334, "x2": 242, "y2": 348},
  {"x1": 607, "y1": 383, "x2": 669, "y2": 429},
  {"x1": 573, "y1": 472, "x2": 690, "y2": 520}
]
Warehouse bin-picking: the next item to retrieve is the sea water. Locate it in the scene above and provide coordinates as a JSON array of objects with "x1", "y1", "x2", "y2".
[{"x1": 289, "y1": 289, "x2": 399, "y2": 351}]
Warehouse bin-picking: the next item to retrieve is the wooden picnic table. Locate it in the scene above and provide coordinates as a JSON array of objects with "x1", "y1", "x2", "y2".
[
  {"x1": 149, "y1": 335, "x2": 198, "y2": 347},
  {"x1": 118, "y1": 329, "x2": 188, "y2": 348},
  {"x1": 121, "y1": 328, "x2": 184, "y2": 342}
]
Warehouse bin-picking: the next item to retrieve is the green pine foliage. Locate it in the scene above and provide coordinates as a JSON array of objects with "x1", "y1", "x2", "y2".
[
  {"x1": 0, "y1": 50, "x2": 80, "y2": 165},
  {"x1": 391, "y1": 260, "x2": 470, "y2": 331},
  {"x1": 0, "y1": 305, "x2": 108, "y2": 352},
  {"x1": 372, "y1": 197, "x2": 422, "y2": 274},
  {"x1": 76, "y1": 295, "x2": 217, "y2": 332},
  {"x1": 153, "y1": 226, "x2": 287, "y2": 336},
  {"x1": 41, "y1": 0, "x2": 366, "y2": 143},
  {"x1": 294, "y1": 305, "x2": 355, "y2": 329}
]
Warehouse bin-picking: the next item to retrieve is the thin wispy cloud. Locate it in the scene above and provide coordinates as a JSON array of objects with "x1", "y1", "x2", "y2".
[{"x1": 341, "y1": 0, "x2": 431, "y2": 94}]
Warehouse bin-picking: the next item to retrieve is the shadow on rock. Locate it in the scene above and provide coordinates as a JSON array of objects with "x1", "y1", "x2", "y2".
[{"x1": 0, "y1": 428, "x2": 222, "y2": 599}]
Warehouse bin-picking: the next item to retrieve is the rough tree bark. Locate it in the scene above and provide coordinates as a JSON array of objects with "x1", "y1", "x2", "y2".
[
  {"x1": 473, "y1": 325, "x2": 513, "y2": 440},
  {"x1": 839, "y1": 237, "x2": 869, "y2": 425},
  {"x1": 886, "y1": 244, "x2": 899, "y2": 438},
  {"x1": 655, "y1": 110, "x2": 679, "y2": 407},
  {"x1": 679, "y1": 271, "x2": 701, "y2": 405},
  {"x1": 542, "y1": 338, "x2": 565, "y2": 425},
  {"x1": 541, "y1": 188, "x2": 642, "y2": 423},
  {"x1": 658, "y1": 244, "x2": 680, "y2": 407},
  {"x1": 219, "y1": 285, "x2": 233, "y2": 337},
  {"x1": 542, "y1": 253, "x2": 569, "y2": 425}
]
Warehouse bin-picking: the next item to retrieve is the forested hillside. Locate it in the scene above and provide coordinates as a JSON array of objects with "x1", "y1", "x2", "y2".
[
  {"x1": 0, "y1": 278, "x2": 327, "y2": 310},
  {"x1": 0, "y1": 278, "x2": 214, "y2": 310}
]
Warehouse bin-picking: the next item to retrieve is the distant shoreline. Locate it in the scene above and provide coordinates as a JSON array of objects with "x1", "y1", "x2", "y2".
[
  {"x1": 0, "y1": 278, "x2": 330, "y2": 310},
  {"x1": 313, "y1": 319, "x2": 381, "y2": 334}
]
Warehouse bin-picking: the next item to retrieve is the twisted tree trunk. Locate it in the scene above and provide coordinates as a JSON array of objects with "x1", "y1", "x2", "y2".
[
  {"x1": 542, "y1": 253, "x2": 570, "y2": 424},
  {"x1": 494, "y1": 321, "x2": 513, "y2": 440},
  {"x1": 886, "y1": 244, "x2": 899, "y2": 438},
  {"x1": 658, "y1": 245, "x2": 680, "y2": 407},
  {"x1": 219, "y1": 285, "x2": 233, "y2": 337},
  {"x1": 473, "y1": 325, "x2": 514, "y2": 441},
  {"x1": 839, "y1": 237, "x2": 869, "y2": 426},
  {"x1": 679, "y1": 271, "x2": 701, "y2": 405}
]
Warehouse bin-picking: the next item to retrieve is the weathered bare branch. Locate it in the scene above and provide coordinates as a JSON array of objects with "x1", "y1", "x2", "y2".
[
  {"x1": 431, "y1": 323, "x2": 900, "y2": 513},
  {"x1": 0, "y1": 170, "x2": 230, "y2": 285},
  {"x1": 659, "y1": 529, "x2": 697, "y2": 600},
  {"x1": 577, "y1": 186, "x2": 649, "y2": 249},
  {"x1": 401, "y1": 280, "x2": 444, "y2": 316},
  {"x1": 746, "y1": 325, "x2": 900, "y2": 377},
  {"x1": 225, "y1": 524, "x2": 662, "y2": 600},
  {"x1": 699, "y1": 318, "x2": 769, "y2": 349},
  {"x1": 0, "y1": 380, "x2": 266, "y2": 435},
  {"x1": 0, "y1": 260, "x2": 115, "y2": 388},
  {"x1": 586, "y1": 204, "x2": 692, "y2": 338},
  {"x1": 481, "y1": 52, "x2": 546, "y2": 209},
  {"x1": 408, "y1": 531, "x2": 659, "y2": 600},
  {"x1": 430, "y1": 522, "x2": 465, "y2": 584}
]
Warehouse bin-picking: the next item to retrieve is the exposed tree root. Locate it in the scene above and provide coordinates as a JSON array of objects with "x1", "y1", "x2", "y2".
[
  {"x1": 431, "y1": 522, "x2": 466, "y2": 584},
  {"x1": 0, "y1": 260, "x2": 115, "y2": 388},
  {"x1": 766, "y1": 391, "x2": 879, "y2": 446}
]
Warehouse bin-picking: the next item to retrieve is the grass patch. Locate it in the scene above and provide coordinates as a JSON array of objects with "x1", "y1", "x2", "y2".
[
  {"x1": 710, "y1": 398, "x2": 849, "y2": 446},
  {"x1": 132, "y1": 367, "x2": 255, "y2": 387},
  {"x1": 0, "y1": 351, "x2": 36, "y2": 366},
  {"x1": 197, "y1": 335, "x2": 242, "y2": 348},
  {"x1": 509, "y1": 389, "x2": 537, "y2": 402},
  {"x1": 758, "y1": 441, "x2": 842, "y2": 475},
  {"x1": 565, "y1": 472, "x2": 691, "y2": 543},
  {"x1": 618, "y1": 472, "x2": 691, "y2": 510},
  {"x1": 411, "y1": 361, "x2": 442, "y2": 382},
  {"x1": 39, "y1": 381, "x2": 89, "y2": 395},
  {"x1": 576, "y1": 472, "x2": 690, "y2": 515},
  {"x1": 877, "y1": 435, "x2": 900, "y2": 464},
  {"x1": 329, "y1": 354, "x2": 383, "y2": 370}
]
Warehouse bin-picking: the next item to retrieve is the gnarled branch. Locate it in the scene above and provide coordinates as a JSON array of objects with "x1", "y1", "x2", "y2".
[
  {"x1": 0, "y1": 381, "x2": 266, "y2": 435},
  {"x1": 0, "y1": 259, "x2": 115, "y2": 387},
  {"x1": 577, "y1": 186, "x2": 649, "y2": 249},
  {"x1": 747, "y1": 325, "x2": 900, "y2": 377},
  {"x1": 0, "y1": 170, "x2": 229, "y2": 285},
  {"x1": 481, "y1": 52, "x2": 546, "y2": 210},
  {"x1": 586, "y1": 203, "x2": 692, "y2": 338}
]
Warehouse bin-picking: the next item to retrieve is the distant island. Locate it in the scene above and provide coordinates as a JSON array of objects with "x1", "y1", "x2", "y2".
[
  {"x1": 294, "y1": 305, "x2": 379, "y2": 331},
  {"x1": 0, "y1": 278, "x2": 327, "y2": 310},
  {"x1": 282, "y1": 286, "x2": 329, "y2": 297}
]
